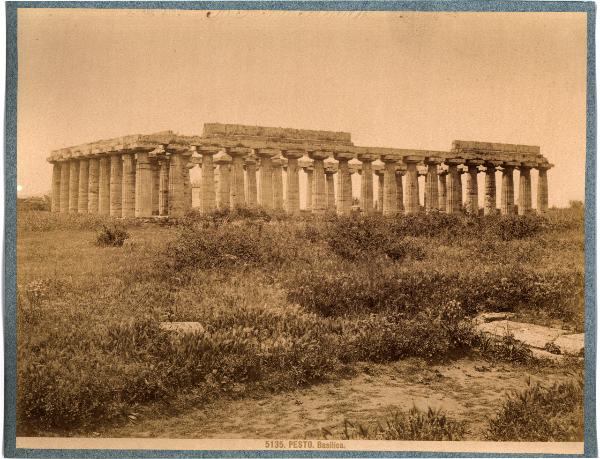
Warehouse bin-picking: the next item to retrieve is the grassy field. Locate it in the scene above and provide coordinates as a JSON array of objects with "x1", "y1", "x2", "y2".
[{"x1": 16, "y1": 205, "x2": 585, "y2": 439}]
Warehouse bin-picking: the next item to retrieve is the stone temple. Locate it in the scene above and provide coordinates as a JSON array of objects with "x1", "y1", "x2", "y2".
[{"x1": 47, "y1": 123, "x2": 552, "y2": 218}]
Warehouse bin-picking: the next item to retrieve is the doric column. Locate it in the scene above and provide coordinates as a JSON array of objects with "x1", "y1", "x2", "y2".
[
  {"x1": 170, "y1": 150, "x2": 191, "y2": 217},
  {"x1": 438, "y1": 170, "x2": 448, "y2": 211},
  {"x1": 98, "y1": 156, "x2": 111, "y2": 215},
  {"x1": 158, "y1": 157, "x2": 169, "y2": 216},
  {"x1": 457, "y1": 166, "x2": 466, "y2": 210},
  {"x1": 135, "y1": 151, "x2": 153, "y2": 217},
  {"x1": 257, "y1": 148, "x2": 279, "y2": 209},
  {"x1": 325, "y1": 164, "x2": 337, "y2": 212},
  {"x1": 228, "y1": 147, "x2": 250, "y2": 209},
  {"x1": 358, "y1": 154, "x2": 376, "y2": 214},
  {"x1": 68, "y1": 159, "x2": 80, "y2": 213},
  {"x1": 300, "y1": 161, "x2": 314, "y2": 211},
  {"x1": 537, "y1": 162, "x2": 552, "y2": 213},
  {"x1": 445, "y1": 159, "x2": 464, "y2": 214},
  {"x1": 309, "y1": 151, "x2": 329, "y2": 214},
  {"x1": 334, "y1": 152, "x2": 354, "y2": 215},
  {"x1": 349, "y1": 163, "x2": 362, "y2": 211},
  {"x1": 184, "y1": 160, "x2": 193, "y2": 212},
  {"x1": 271, "y1": 156, "x2": 285, "y2": 210},
  {"x1": 214, "y1": 151, "x2": 232, "y2": 210},
  {"x1": 395, "y1": 165, "x2": 406, "y2": 214},
  {"x1": 198, "y1": 146, "x2": 219, "y2": 213},
  {"x1": 484, "y1": 161, "x2": 501, "y2": 215},
  {"x1": 51, "y1": 162, "x2": 61, "y2": 212},
  {"x1": 465, "y1": 160, "x2": 483, "y2": 215},
  {"x1": 500, "y1": 161, "x2": 519, "y2": 215},
  {"x1": 121, "y1": 153, "x2": 136, "y2": 217},
  {"x1": 403, "y1": 156, "x2": 423, "y2": 214},
  {"x1": 244, "y1": 154, "x2": 258, "y2": 208},
  {"x1": 282, "y1": 149, "x2": 303, "y2": 214},
  {"x1": 109, "y1": 153, "x2": 123, "y2": 217},
  {"x1": 151, "y1": 160, "x2": 160, "y2": 215},
  {"x1": 425, "y1": 157, "x2": 442, "y2": 213},
  {"x1": 374, "y1": 167, "x2": 384, "y2": 212},
  {"x1": 381, "y1": 156, "x2": 398, "y2": 215},
  {"x1": 59, "y1": 160, "x2": 70, "y2": 213},
  {"x1": 87, "y1": 158, "x2": 99, "y2": 214},
  {"x1": 518, "y1": 162, "x2": 536, "y2": 215},
  {"x1": 77, "y1": 159, "x2": 89, "y2": 214}
]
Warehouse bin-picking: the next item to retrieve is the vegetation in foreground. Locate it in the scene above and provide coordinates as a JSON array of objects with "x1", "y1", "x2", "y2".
[
  {"x1": 337, "y1": 373, "x2": 584, "y2": 441},
  {"x1": 16, "y1": 204, "x2": 585, "y2": 439}
]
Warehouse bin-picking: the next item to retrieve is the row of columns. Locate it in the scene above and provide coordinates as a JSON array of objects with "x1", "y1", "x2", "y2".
[
  {"x1": 50, "y1": 148, "x2": 194, "y2": 218},
  {"x1": 51, "y1": 148, "x2": 551, "y2": 217}
]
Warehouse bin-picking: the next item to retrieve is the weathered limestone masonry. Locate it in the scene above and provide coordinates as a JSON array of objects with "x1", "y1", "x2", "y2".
[{"x1": 47, "y1": 124, "x2": 552, "y2": 217}]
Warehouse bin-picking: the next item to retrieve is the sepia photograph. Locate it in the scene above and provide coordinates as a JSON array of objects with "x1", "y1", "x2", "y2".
[{"x1": 4, "y1": 1, "x2": 596, "y2": 457}]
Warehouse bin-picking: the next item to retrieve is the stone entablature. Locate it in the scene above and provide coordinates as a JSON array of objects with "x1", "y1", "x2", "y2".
[
  {"x1": 47, "y1": 123, "x2": 553, "y2": 218},
  {"x1": 202, "y1": 123, "x2": 353, "y2": 145}
]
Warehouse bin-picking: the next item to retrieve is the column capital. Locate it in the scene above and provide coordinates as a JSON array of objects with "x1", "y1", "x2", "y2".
[
  {"x1": 396, "y1": 163, "x2": 407, "y2": 173},
  {"x1": 198, "y1": 145, "x2": 221, "y2": 155},
  {"x1": 425, "y1": 156, "x2": 443, "y2": 165},
  {"x1": 227, "y1": 146, "x2": 253, "y2": 157},
  {"x1": 357, "y1": 153, "x2": 379, "y2": 163},
  {"x1": 282, "y1": 149, "x2": 305, "y2": 159},
  {"x1": 438, "y1": 170, "x2": 449, "y2": 177},
  {"x1": 520, "y1": 161, "x2": 538, "y2": 169},
  {"x1": 536, "y1": 161, "x2": 554, "y2": 171},
  {"x1": 308, "y1": 150, "x2": 332, "y2": 161},
  {"x1": 272, "y1": 156, "x2": 285, "y2": 167},
  {"x1": 445, "y1": 158, "x2": 465, "y2": 166},
  {"x1": 403, "y1": 155, "x2": 425, "y2": 164},
  {"x1": 503, "y1": 161, "x2": 520, "y2": 168},
  {"x1": 214, "y1": 151, "x2": 232, "y2": 165},
  {"x1": 465, "y1": 159, "x2": 485, "y2": 167},
  {"x1": 244, "y1": 155, "x2": 258, "y2": 166},
  {"x1": 325, "y1": 164, "x2": 338, "y2": 174},
  {"x1": 333, "y1": 151, "x2": 354, "y2": 161},
  {"x1": 256, "y1": 148, "x2": 281, "y2": 158},
  {"x1": 382, "y1": 154, "x2": 400, "y2": 164},
  {"x1": 484, "y1": 160, "x2": 504, "y2": 168}
]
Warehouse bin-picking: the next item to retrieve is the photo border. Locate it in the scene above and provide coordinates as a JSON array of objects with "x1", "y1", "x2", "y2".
[{"x1": 3, "y1": 1, "x2": 597, "y2": 457}]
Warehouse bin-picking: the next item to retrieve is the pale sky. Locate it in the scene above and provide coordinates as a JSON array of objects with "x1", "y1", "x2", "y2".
[{"x1": 17, "y1": 9, "x2": 587, "y2": 207}]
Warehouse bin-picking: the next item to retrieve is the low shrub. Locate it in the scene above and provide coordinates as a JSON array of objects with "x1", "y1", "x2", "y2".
[
  {"x1": 486, "y1": 375, "x2": 584, "y2": 441},
  {"x1": 285, "y1": 258, "x2": 583, "y2": 321},
  {"x1": 341, "y1": 407, "x2": 467, "y2": 440},
  {"x1": 96, "y1": 224, "x2": 130, "y2": 247},
  {"x1": 475, "y1": 333, "x2": 534, "y2": 364}
]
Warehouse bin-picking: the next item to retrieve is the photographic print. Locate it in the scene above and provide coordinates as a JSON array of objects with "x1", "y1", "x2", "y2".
[{"x1": 4, "y1": 1, "x2": 596, "y2": 457}]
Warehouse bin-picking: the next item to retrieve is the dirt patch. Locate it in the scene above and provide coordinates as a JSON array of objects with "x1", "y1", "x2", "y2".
[{"x1": 99, "y1": 357, "x2": 576, "y2": 440}]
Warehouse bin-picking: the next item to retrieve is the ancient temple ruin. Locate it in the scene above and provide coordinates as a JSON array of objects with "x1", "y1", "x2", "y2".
[{"x1": 46, "y1": 123, "x2": 552, "y2": 217}]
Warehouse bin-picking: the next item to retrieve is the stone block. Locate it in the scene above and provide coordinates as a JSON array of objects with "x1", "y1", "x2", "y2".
[
  {"x1": 476, "y1": 320, "x2": 568, "y2": 349},
  {"x1": 474, "y1": 312, "x2": 516, "y2": 324},
  {"x1": 554, "y1": 334, "x2": 584, "y2": 356}
]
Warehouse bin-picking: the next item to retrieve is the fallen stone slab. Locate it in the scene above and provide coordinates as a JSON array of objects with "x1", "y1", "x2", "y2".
[
  {"x1": 530, "y1": 348, "x2": 565, "y2": 362},
  {"x1": 474, "y1": 312, "x2": 516, "y2": 324},
  {"x1": 554, "y1": 333, "x2": 585, "y2": 356},
  {"x1": 160, "y1": 322, "x2": 205, "y2": 334},
  {"x1": 476, "y1": 320, "x2": 569, "y2": 350}
]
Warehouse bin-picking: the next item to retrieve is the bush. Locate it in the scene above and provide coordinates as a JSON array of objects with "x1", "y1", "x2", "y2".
[
  {"x1": 486, "y1": 375, "x2": 584, "y2": 441},
  {"x1": 285, "y1": 257, "x2": 583, "y2": 321},
  {"x1": 96, "y1": 224, "x2": 130, "y2": 247},
  {"x1": 161, "y1": 220, "x2": 296, "y2": 272},
  {"x1": 341, "y1": 407, "x2": 467, "y2": 440}
]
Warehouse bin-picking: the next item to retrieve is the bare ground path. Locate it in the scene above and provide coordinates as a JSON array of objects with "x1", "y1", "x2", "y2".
[{"x1": 100, "y1": 357, "x2": 575, "y2": 440}]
